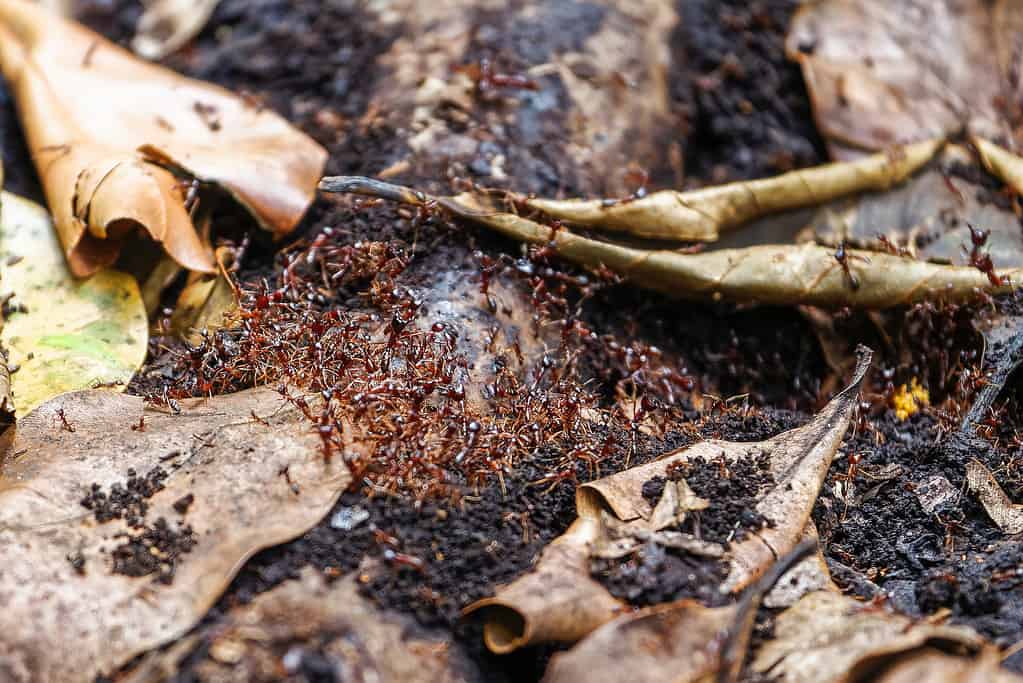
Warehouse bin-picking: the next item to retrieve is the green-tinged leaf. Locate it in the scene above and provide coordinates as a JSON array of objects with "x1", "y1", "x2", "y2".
[{"x1": 0, "y1": 191, "x2": 147, "y2": 415}]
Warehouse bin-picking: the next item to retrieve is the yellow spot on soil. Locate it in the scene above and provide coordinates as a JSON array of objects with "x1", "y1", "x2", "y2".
[{"x1": 893, "y1": 378, "x2": 929, "y2": 421}]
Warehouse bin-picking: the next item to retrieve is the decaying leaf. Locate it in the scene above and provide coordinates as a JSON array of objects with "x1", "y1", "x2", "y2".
[
  {"x1": 786, "y1": 0, "x2": 1023, "y2": 158},
  {"x1": 526, "y1": 139, "x2": 940, "y2": 241},
  {"x1": 0, "y1": 387, "x2": 352, "y2": 683},
  {"x1": 321, "y1": 177, "x2": 1020, "y2": 309},
  {"x1": 974, "y1": 136, "x2": 1023, "y2": 199},
  {"x1": 752, "y1": 591, "x2": 996, "y2": 683},
  {"x1": 801, "y1": 144, "x2": 1023, "y2": 268},
  {"x1": 464, "y1": 348, "x2": 870, "y2": 653},
  {"x1": 190, "y1": 567, "x2": 479, "y2": 682},
  {"x1": 0, "y1": 191, "x2": 147, "y2": 416},
  {"x1": 873, "y1": 648, "x2": 1023, "y2": 683},
  {"x1": 169, "y1": 247, "x2": 239, "y2": 341},
  {"x1": 966, "y1": 459, "x2": 1023, "y2": 535},
  {"x1": 542, "y1": 599, "x2": 735, "y2": 683},
  {"x1": 132, "y1": 0, "x2": 223, "y2": 60},
  {"x1": 0, "y1": 0, "x2": 327, "y2": 277},
  {"x1": 463, "y1": 518, "x2": 626, "y2": 654}
]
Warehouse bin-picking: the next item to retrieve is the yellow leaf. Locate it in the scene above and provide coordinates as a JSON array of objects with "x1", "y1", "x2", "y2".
[{"x1": 0, "y1": 192, "x2": 147, "y2": 415}]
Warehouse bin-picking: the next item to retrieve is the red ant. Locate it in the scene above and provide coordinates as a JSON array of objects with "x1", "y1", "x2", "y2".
[
  {"x1": 834, "y1": 242, "x2": 870, "y2": 290},
  {"x1": 131, "y1": 416, "x2": 146, "y2": 432},
  {"x1": 530, "y1": 467, "x2": 577, "y2": 494},
  {"x1": 962, "y1": 223, "x2": 1011, "y2": 287},
  {"x1": 56, "y1": 408, "x2": 75, "y2": 433},
  {"x1": 876, "y1": 234, "x2": 910, "y2": 257},
  {"x1": 457, "y1": 58, "x2": 539, "y2": 98}
]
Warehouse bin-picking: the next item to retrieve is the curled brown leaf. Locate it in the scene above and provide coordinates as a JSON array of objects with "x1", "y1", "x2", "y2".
[
  {"x1": 527, "y1": 139, "x2": 940, "y2": 241},
  {"x1": 0, "y1": 0, "x2": 326, "y2": 277},
  {"x1": 464, "y1": 349, "x2": 870, "y2": 654},
  {"x1": 752, "y1": 591, "x2": 994, "y2": 683},
  {"x1": 320, "y1": 177, "x2": 1018, "y2": 308},
  {"x1": 132, "y1": 0, "x2": 223, "y2": 60}
]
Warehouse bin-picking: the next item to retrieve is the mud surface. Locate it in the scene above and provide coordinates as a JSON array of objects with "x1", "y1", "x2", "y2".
[{"x1": 2, "y1": 1, "x2": 1022, "y2": 682}]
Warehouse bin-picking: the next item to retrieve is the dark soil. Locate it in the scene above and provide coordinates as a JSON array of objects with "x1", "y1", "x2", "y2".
[
  {"x1": 2, "y1": 0, "x2": 1022, "y2": 682},
  {"x1": 80, "y1": 466, "x2": 169, "y2": 527},
  {"x1": 111, "y1": 517, "x2": 198, "y2": 585}
]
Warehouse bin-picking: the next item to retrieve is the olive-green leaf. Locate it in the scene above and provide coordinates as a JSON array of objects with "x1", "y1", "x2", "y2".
[{"x1": 0, "y1": 191, "x2": 147, "y2": 415}]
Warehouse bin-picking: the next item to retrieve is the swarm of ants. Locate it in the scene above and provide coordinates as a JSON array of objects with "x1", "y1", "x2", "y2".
[{"x1": 142, "y1": 204, "x2": 706, "y2": 502}]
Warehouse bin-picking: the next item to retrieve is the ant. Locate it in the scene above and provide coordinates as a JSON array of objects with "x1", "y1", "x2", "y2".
[
  {"x1": 56, "y1": 408, "x2": 75, "y2": 433},
  {"x1": 834, "y1": 242, "x2": 870, "y2": 290},
  {"x1": 962, "y1": 223, "x2": 1011, "y2": 287},
  {"x1": 876, "y1": 234, "x2": 910, "y2": 257},
  {"x1": 131, "y1": 416, "x2": 146, "y2": 432},
  {"x1": 457, "y1": 58, "x2": 539, "y2": 99}
]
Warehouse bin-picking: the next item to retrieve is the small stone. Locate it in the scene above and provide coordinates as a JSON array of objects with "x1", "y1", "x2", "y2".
[{"x1": 330, "y1": 506, "x2": 370, "y2": 531}]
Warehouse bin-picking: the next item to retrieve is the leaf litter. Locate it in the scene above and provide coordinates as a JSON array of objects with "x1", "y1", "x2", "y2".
[
  {"x1": 1, "y1": 1, "x2": 1023, "y2": 683},
  {"x1": 0, "y1": 186, "x2": 146, "y2": 416},
  {"x1": 0, "y1": 0, "x2": 326, "y2": 277},
  {"x1": 0, "y1": 387, "x2": 351, "y2": 683}
]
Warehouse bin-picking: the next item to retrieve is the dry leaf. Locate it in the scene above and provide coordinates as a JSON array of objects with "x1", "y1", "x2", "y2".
[
  {"x1": 873, "y1": 648, "x2": 1023, "y2": 683},
  {"x1": 169, "y1": 247, "x2": 238, "y2": 341},
  {"x1": 974, "y1": 136, "x2": 1023, "y2": 200},
  {"x1": 0, "y1": 190, "x2": 147, "y2": 416},
  {"x1": 463, "y1": 518, "x2": 626, "y2": 654},
  {"x1": 542, "y1": 599, "x2": 734, "y2": 683},
  {"x1": 0, "y1": 0, "x2": 327, "y2": 277},
  {"x1": 965, "y1": 459, "x2": 1023, "y2": 535},
  {"x1": 465, "y1": 348, "x2": 870, "y2": 653},
  {"x1": 786, "y1": 0, "x2": 1023, "y2": 158},
  {"x1": 752, "y1": 591, "x2": 992, "y2": 683},
  {"x1": 133, "y1": 0, "x2": 223, "y2": 60},
  {"x1": 802, "y1": 144, "x2": 1023, "y2": 268},
  {"x1": 542, "y1": 538, "x2": 826, "y2": 683},
  {"x1": 189, "y1": 567, "x2": 479, "y2": 682},
  {"x1": 0, "y1": 387, "x2": 352, "y2": 683},
  {"x1": 320, "y1": 177, "x2": 1019, "y2": 308},
  {"x1": 526, "y1": 140, "x2": 939, "y2": 241}
]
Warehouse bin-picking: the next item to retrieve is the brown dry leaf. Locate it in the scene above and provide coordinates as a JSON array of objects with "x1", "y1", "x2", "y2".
[
  {"x1": 0, "y1": 387, "x2": 352, "y2": 683},
  {"x1": 874, "y1": 648, "x2": 1023, "y2": 683},
  {"x1": 132, "y1": 0, "x2": 223, "y2": 60},
  {"x1": 463, "y1": 518, "x2": 626, "y2": 654},
  {"x1": 541, "y1": 538, "x2": 828, "y2": 683},
  {"x1": 965, "y1": 459, "x2": 1023, "y2": 535},
  {"x1": 975, "y1": 136, "x2": 1023, "y2": 201},
  {"x1": 464, "y1": 348, "x2": 869, "y2": 653},
  {"x1": 542, "y1": 599, "x2": 735, "y2": 683},
  {"x1": 786, "y1": 0, "x2": 1023, "y2": 158},
  {"x1": 0, "y1": 0, "x2": 326, "y2": 277},
  {"x1": 189, "y1": 567, "x2": 479, "y2": 682},
  {"x1": 752, "y1": 591, "x2": 995, "y2": 683},
  {"x1": 526, "y1": 139, "x2": 939, "y2": 241},
  {"x1": 321, "y1": 177, "x2": 1019, "y2": 309},
  {"x1": 169, "y1": 247, "x2": 239, "y2": 341},
  {"x1": 801, "y1": 144, "x2": 1023, "y2": 267}
]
